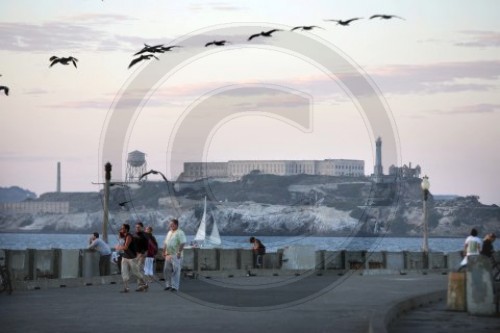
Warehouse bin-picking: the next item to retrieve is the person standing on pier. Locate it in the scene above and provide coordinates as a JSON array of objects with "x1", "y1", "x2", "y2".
[
  {"x1": 88, "y1": 232, "x2": 112, "y2": 276},
  {"x1": 144, "y1": 225, "x2": 158, "y2": 282},
  {"x1": 459, "y1": 228, "x2": 482, "y2": 271},
  {"x1": 250, "y1": 236, "x2": 266, "y2": 268},
  {"x1": 134, "y1": 222, "x2": 149, "y2": 274},
  {"x1": 481, "y1": 233, "x2": 496, "y2": 258},
  {"x1": 163, "y1": 218, "x2": 186, "y2": 292},
  {"x1": 116, "y1": 223, "x2": 148, "y2": 293}
]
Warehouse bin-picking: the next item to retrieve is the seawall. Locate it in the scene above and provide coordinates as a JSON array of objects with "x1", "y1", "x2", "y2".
[{"x1": 0, "y1": 247, "x2": 463, "y2": 291}]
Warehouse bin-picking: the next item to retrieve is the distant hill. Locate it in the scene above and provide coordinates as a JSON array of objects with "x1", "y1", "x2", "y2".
[
  {"x1": 0, "y1": 175, "x2": 499, "y2": 237},
  {"x1": 0, "y1": 186, "x2": 37, "y2": 203}
]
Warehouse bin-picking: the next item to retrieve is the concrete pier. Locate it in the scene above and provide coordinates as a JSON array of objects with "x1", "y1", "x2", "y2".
[{"x1": 1, "y1": 247, "x2": 498, "y2": 333}]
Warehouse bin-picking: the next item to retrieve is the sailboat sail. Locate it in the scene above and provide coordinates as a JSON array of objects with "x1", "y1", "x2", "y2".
[
  {"x1": 206, "y1": 215, "x2": 221, "y2": 246},
  {"x1": 193, "y1": 197, "x2": 207, "y2": 243},
  {"x1": 193, "y1": 196, "x2": 222, "y2": 248}
]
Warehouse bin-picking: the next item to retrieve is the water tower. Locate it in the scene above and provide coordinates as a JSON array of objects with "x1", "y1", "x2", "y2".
[{"x1": 126, "y1": 150, "x2": 147, "y2": 182}]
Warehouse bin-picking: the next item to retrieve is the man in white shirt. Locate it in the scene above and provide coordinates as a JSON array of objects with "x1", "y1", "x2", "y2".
[
  {"x1": 459, "y1": 228, "x2": 482, "y2": 270},
  {"x1": 163, "y1": 219, "x2": 186, "y2": 292}
]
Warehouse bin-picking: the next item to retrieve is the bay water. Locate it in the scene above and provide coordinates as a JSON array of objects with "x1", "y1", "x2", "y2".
[{"x1": 0, "y1": 233, "x2": 464, "y2": 253}]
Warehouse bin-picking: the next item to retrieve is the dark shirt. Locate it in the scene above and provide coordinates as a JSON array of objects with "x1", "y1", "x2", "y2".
[
  {"x1": 252, "y1": 239, "x2": 266, "y2": 255},
  {"x1": 481, "y1": 239, "x2": 494, "y2": 257},
  {"x1": 134, "y1": 231, "x2": 148, "y2": 254},
  {"x1": 122, "y1": 233, "x2": 136, "y2": 259}
]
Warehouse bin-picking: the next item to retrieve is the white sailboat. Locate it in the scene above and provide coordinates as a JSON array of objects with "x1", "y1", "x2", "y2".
[{"x1": 192, "y1": 196, "x2": 221, "y2": 248}]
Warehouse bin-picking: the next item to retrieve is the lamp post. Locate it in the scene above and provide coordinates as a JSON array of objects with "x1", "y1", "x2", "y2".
[
  {"x1": 103, "y1": 162, "x2": 112, "y2": 243},
  {"x1": 421, "y1": 175, "x2": 430, "y2": 256}
]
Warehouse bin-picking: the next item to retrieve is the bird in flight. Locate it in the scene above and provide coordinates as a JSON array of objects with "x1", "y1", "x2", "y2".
[
  {"x1": 0, "y1": 86, "x2": 9, "y2": 96},
  {"x1": 118, "y1": 200, "x2": 131, "y2": 207},
  {"x1": 160, "y1": 45, "x2": 182, "y2": 52},
  {"x1": 128, "y1": 54, "x2": 159, "y2": 69},
  {"x1": 291, "y1": 25, "x2": 323, "y2": 31},
  {"x1": 248, "y1": 29, "x2": 282, "y2": 41},
  {"x1": 324, "y1": 18, "x2": 362, "y2": 26},
  {"x1": 133, "y1": 43, "x2": 165, "y2": 56},
  {"x1": 205, "y1": 40, "x2": 230, "y2": 47},
  {"x1": 139, "y1": 169, "x2": 168, "y2": 182},
  {"x1": 49, "y1": 56, "x2": 78, "y2": 68},
  {"x1": 370, "y1": 14, "x2": 405, "y2": 20}
]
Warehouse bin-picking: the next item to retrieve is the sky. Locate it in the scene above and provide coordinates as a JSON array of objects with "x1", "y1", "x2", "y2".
[{"x1": 0, "y1": 0, "x2": 499, "y2": 205}]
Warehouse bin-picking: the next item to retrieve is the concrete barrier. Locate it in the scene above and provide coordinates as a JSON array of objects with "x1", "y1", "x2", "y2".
[
  {"x1": 366, "y1": 251, "x2": 385, "y2": 269},
  {"x1": 447, "y1": 271, "x2": 466, "y2": 311},
  {"x1": 219, "y1": 249, "x2": 238, "y2": 270},
  {"x1": 386, "y1": 252, "x2": 404, "y2": 271},
  {"x1": 59, "y1": 249, "x2": 80, "y2": 279},
  {"x1": 33, "y1": 249, "x2": 57, "y2": 279},
  {"x1": 429, "y1": 252, "x2": 446, "y2": 270},
  {"x1": 344, "y1": 250, "x2": 365, "y2": 269},
  {"x1": 81, "y1": 250, "x2": 100, "y2": 277},
  {"x1": 198, "y1": 248, "x2": 218, "y2": 270},
  {"x1": 8, "y1": 249, "x2": 30, "y2": 280},
  {"x1": 323, "y1": 250, "x2": 344, "y2": 270},
  {"x1": 466, "y1": 255, "x2": 495, "y2": 316},
  {"x1": 1, "y1": 248, "x2": 464, "y2": 285},
  {"x1": 404, "y1": 251, "x2": 424, "y2": 270},
  {"x1": 239, "y1": 249, "x2": 253, "y2": 270},
  {"x1": 281, "y1": 245, "x2": 315, "y2": 270}
]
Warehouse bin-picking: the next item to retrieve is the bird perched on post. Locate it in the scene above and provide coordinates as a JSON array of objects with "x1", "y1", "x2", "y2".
[
  {"x1": 205, "y1": 40, "x2": 230, "y2": 47},
  {"x1": 370, "y1": 14, "x2": 405, "y2": 20},
  {"x1": 248, "y1": 29, "x2": 282, "y2": 41},
  {"x1": 324, "y1": 18, "x2": 362, "y2": 26},
  {"x1": 139, "y1": 169, "x2": 168, "y2": 182},
  {"x1": 128, "y1": 54, "x2": 159, "y2": 69},
  {"x1": 0, "y1": 86, "x2": 9, "y2": 96},
  {"x1": 49, "y1": 56, "x2": 78, "y2": 68}
]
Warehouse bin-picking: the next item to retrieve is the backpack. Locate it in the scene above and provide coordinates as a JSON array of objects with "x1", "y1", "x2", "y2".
[{"x1": 147, "y1": 237, "x2": 158, "y2": 257}]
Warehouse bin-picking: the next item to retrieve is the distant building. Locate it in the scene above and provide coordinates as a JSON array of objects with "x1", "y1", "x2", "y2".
[
  {"x1": 371, "y1": 137, "x2": 421, "y2": 183},
  {"x1": 388, "y1": 162, "x2": 421, "y2": 179},
  {"x1": 0, "y1": 201, "x2": 70, "y2": 214},
  {"x1": 178, "y1": 159, "x2": 365, "y2": 181}
]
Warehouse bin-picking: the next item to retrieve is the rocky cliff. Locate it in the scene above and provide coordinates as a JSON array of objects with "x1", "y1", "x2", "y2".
[{"x1": 0, "y1": 174, "x2": 498, "y2": 236}]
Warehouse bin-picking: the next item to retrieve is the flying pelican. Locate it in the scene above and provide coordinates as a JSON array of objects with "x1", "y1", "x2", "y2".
[
  {"x1": 291, "y1": 25, "x2": 323, "y2": 31},
  {"x1": 160, "y1": 45, "x2": 182, "y2": 52},
  {"x1": 248, "y1": 29, "x2": 282, "y2": 41},
  {"x1": 139, "y1": 169, "x2": 168, "y2": 182},
  {"x1": 118, "y1": 200, "x2": 131, "y2": 207},
  {"x1": 370, "y1": 14, "x2": 405, "y2": 20},
  {"x1": 128, "y1": 54, "x2": 159, "y2": 69},
  {"x1": 0, "y1": 86, "x2": 9, "y2": 96},
  {"x1": 205, "y1": 40, "x2": 230, "y2": 47},
  {"x1": 133, "y1": 44, "x2": 165, "y2": 56},
  {"x1": 324, "y1": 18, "x2": 362, "y2": 26},
  {"x1": 49, "y1": 56, "x2": 78, "y2": 68}
]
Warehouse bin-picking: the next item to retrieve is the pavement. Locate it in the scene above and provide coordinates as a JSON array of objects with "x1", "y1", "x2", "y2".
[{"x1": 0, "y1": 271, "x2": 498, "y2": 333}]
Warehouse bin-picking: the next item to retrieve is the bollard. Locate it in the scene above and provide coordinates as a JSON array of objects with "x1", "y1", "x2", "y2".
[{"x1": 447, "y1": 271, "x2": 466, "y2": 311}]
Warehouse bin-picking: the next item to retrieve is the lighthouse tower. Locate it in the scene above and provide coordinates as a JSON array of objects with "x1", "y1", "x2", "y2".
[{"x1": 373, "y1": 137, "x2": 383, "y2": 181}]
